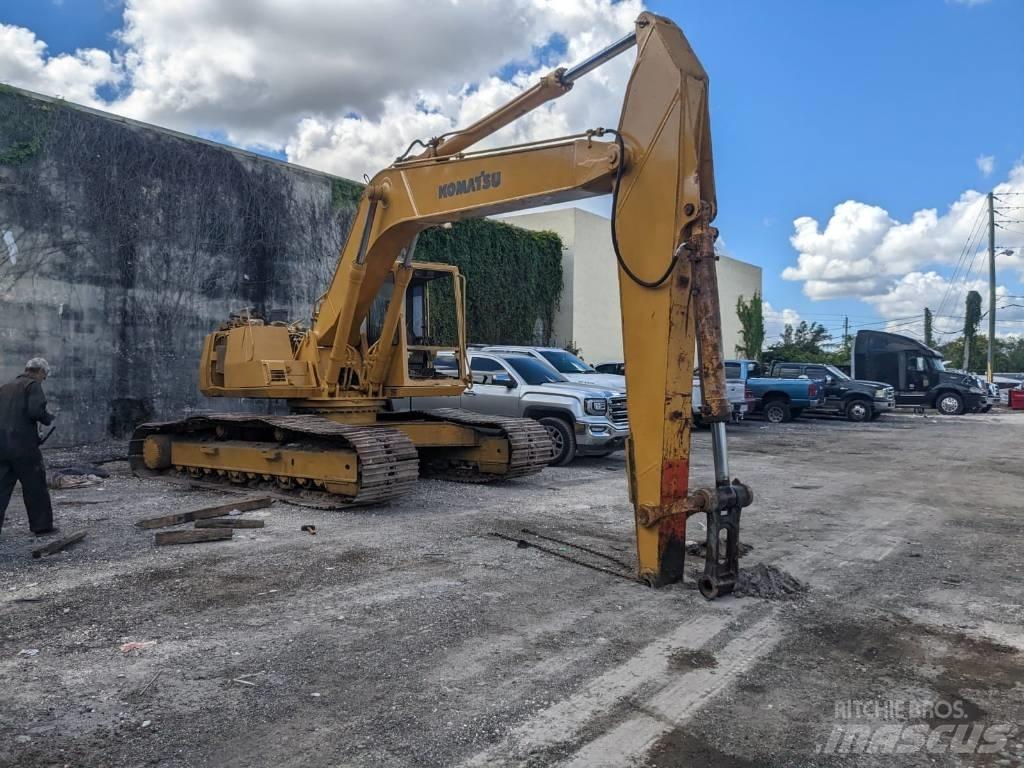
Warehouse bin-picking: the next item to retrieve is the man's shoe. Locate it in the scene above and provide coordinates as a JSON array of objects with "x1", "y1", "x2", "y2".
[{"x1": 33, "y1": 527, "x2": 60, "y2": 537}]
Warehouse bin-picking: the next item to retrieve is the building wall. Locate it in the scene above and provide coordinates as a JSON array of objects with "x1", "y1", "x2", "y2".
[
  {"x1": 501, "y1": 208, "x2": 763, "y2": 364},
  {"x1": 717, "y1": 254, "x2": 764, "y2": 358},
  {"x1": 0, "y1": 87, "x2": 356, "y2": 446}
]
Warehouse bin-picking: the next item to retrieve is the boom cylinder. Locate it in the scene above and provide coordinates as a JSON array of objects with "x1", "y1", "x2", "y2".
[
  {"x1": 560, "y1": 32, "x2": 638, "y2": 84},
  {"x1": 422, "y1": 31, "x2": 638, "y2": 160}
]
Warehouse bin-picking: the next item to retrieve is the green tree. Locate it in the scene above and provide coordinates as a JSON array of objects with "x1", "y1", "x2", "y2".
[
  {"x1": 1002, "y1": 336, "x2": 1024, "y2": 371},
  {"x1": 764, "y1": 321, "x2": 837, "y2": 364},
  {"x1": 962, "y1": 291, "x2": 982, "y2": 370},
  {"x1": 735, "y1": 292, "x2": 765, "y2": 361},
  {"x1": 924, "y1": 307, "x2": 934, "y2": 347}
]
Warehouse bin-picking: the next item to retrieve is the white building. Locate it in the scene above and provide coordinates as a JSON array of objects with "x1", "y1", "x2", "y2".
[{"x1": 500, "y1": 208, "x2": 763, "y2": 364}]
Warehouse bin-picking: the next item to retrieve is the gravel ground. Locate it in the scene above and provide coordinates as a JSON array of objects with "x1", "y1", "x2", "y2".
[{"x1": 0, "y1": 409, "x2": 1021, "y2": 767}]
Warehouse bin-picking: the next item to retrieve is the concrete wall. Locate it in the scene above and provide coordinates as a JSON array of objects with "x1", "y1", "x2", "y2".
[
  {"x1": 0, "y1": 87, "x2": 354, "y2": 446},
  {"x1": 501, "y1": 208, "x2": 763, "y2": 363}
]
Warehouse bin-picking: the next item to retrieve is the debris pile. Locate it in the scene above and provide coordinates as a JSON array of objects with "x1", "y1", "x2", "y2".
[
  {"x1": 733, "y1": 563, "x2": 807, "y2": 599},
  {"x1": 49, "y1": 465, "x2": 110, "y2": 489}
]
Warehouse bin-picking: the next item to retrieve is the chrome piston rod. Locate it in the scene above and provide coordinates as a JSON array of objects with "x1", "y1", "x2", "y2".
[
  {"x1": 710, "y1": 421, "x2": 730, "y2": 488},
  {"x1": 560, "y1": 32, "x2": 638, "y2": 84}
]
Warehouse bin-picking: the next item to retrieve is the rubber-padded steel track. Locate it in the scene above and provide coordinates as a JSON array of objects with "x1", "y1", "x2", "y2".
[
  {"x1": 129, "y1": 413, "x2": 419, "y2": 507},
  {"x1": 385, "y1": 408, "x2": 553, "y2": 481}
]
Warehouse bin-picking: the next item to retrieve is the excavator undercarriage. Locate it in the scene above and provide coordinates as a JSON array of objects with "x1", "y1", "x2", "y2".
[{"x1": 131, "y1": 408, "x2": 553, "y2": 508}]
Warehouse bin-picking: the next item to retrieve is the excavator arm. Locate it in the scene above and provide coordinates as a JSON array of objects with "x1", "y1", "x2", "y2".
[{"x1": 188, "y1": 12, "x2": 752, "y2": 594}]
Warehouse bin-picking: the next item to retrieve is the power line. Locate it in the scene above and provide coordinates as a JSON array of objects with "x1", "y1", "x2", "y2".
[{"x1": 936, "y1": 197, "x2": 987, "y2": 322}]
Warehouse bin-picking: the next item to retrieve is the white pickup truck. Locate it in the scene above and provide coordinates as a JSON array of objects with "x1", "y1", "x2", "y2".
[{"x1": 587, "y1": 357, "x2": 754, "y2": 422}]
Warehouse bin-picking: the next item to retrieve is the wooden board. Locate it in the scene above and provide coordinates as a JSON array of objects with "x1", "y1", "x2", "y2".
[
  {"x1": 32, "y1": 530, "x2": 87, "y2": 559},
  {"x1": 136, "y1": 496, "x2": 272, "y2": 529},
  {"x1": 194, "y1": 518, "x2": 265, "y2": 529},
  {"x1": 154, "y1": 529, "x2": 234, "y2": 546}
]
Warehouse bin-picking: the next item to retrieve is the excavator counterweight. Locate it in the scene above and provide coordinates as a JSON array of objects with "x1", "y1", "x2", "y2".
[{"x1": 131, "y1": 12, "x2": 752, "y2": 595}]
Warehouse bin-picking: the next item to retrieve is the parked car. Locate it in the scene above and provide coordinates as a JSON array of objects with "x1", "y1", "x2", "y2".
[
  {"x1": 767, "y1": 361, "x2": 895, "y2": 422},
  {"x1": 590, "y1": 359, "x2": 754, "y2": 422},
  {"x1": 594, "y1": 361, "x2": 625, "y2": 376},
  {"x1": 852, "y1": 330, "x2": 986, "y2": 415},
  {"x1": 725, "y1": 359, "x2": 826, "y2": 423},
  {"x1": 390, "y1": 352, "x2": 629, "y2": 466},
  {"x1": 480, "y1": 346, "x2": 625, "y2": 388}
]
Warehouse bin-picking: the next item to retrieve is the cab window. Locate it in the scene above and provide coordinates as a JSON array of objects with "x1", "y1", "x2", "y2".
[{"x1": 470, "y1": 357, "x2": 503, "y2": 372}]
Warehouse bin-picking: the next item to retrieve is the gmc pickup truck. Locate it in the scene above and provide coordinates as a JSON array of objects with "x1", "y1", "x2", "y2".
[
  {"x1": 725, "y1": 359, "x2": 826, "y2": 423},
  {"x1": 767, "y1": 361, "x2": 895, "y2": 422},
  {"x1": 390, "y1": 351, "x2": 629, "y2": 466}
]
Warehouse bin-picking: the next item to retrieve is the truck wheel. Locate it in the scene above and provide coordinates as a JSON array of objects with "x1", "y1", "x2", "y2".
[
  {"x1": 763, "y1": 400, "x2": 791, "y2": 423},
  {"x1": 935, "y1": 392, "x2": 964, "y2": 416},
  {"x1": 845, "y1": 399, "x2": 873, "y2": 422},
  {"x1": 538, "y1": 416, "x2": 576, "y2": 466}
]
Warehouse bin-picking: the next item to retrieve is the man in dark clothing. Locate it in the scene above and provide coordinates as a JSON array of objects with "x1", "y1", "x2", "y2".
[{"x1": 0, "y1": 358, "x2": 57, "y2": 536}]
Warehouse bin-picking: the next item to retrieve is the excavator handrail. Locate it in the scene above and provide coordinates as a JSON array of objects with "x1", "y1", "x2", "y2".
[{"x1": 391, "y1": 131, "x2": 602, "y2": 169}]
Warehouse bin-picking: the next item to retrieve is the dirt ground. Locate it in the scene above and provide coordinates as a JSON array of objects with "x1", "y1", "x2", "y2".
[{"x1": 1, "y1": 410, "x2": 1022, "y2": 767}]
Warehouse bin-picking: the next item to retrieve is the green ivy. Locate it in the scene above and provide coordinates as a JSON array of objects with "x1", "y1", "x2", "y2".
[
  {"x1": 0, "y1": 88, "x2": 55, "y2": 166},
  {"x1": 415, "y1": 219, "x2": 563, "y2": 345},
  {"x1": 330, "y1": 177, "x2": 363, "y2": 210}
]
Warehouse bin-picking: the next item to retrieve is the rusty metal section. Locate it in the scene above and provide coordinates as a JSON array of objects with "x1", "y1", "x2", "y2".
[
  {"x1": 129, "y1": 414, "x2": 419, "y2": 507},
  {"x1": 686, "y1": 203, "x2": 731, "y2": 423}
]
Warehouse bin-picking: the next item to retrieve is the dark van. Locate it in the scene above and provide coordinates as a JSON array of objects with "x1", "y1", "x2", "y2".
[{"x1": 852, "y1": 330, "x2": 986, "y2": 415}]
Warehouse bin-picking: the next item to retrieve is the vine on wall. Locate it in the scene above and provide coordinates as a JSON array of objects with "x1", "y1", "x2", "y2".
[
  {"x1": 415, "y1": 219, "x2": 563, "y2": 345},
  {"x1": 0, "y1": 85, "x2": 55, "y2": 165}
]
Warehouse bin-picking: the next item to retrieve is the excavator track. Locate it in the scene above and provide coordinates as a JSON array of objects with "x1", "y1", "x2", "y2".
[
  {"x1": 129, "y1": 413, "x2": 419, "y2": 508},
  {"x1": 384, "y1": 408, "x2": 553, "y2": 482}
]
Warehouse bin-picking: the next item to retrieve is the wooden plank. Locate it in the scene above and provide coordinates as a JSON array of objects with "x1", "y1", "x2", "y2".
[
  {"x1": 154, "y1": 529, "x2": 234, "y2": 546},
  {"x1": 32, "y1": 530, "x2": 87, "y2": 559},
  {"x1": 136, "y1": 496, "x2": 272, "y2": 529},
  {"x1": 194, "y1": 518, "x2": 265, "y2": 529}
]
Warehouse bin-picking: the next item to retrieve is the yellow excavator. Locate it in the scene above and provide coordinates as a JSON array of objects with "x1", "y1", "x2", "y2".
[{"x1": 131, "y1": 12, "x2": 752, "y2": 597}]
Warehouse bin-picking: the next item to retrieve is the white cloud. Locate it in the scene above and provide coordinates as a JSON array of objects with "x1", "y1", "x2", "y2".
[
  {"x1": 0, "y1": 24, "x2": 121, "y2": 106},
  {"x1": 0, "y1": 0, "x2": 645, "y2": 178},
  {"x1": 976, "y1": 154, "x2": 994, "y2": 176},
  {"x1": 782, "y1": 163, "x2": 1024, "y2": 335},
  {"x1": 282, "y1": 1, "x2": 643, "y2": 177},
  {"x1": 763, "y1": 302, "x2": 801, "y2": 342}
]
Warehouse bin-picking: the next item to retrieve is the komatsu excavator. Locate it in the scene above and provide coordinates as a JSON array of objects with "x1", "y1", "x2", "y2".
[{"x1": 131, "y1": 12, "x2": 752, "y2": 597}]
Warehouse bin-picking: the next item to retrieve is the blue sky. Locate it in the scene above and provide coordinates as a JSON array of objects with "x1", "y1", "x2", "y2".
[
  {"x1": 2, "y1": 0, "x2": 1023, "y2": 342},
  {"x1": 648, "y1": 0, "x2": 1024, "y2": 338}
]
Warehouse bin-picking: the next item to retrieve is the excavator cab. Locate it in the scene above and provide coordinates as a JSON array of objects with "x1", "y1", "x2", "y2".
[{"x1": 365, "y1": 261, "x2": 471, "y2": 392}]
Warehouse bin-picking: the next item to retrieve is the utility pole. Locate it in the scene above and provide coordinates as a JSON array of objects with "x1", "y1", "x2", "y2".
[
  {"x1": 843, "y1": 315, "x2": 849, "y2": 358},
  {"x1": 987, "y1": 191, "x2": 996, "y2": 382}
]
